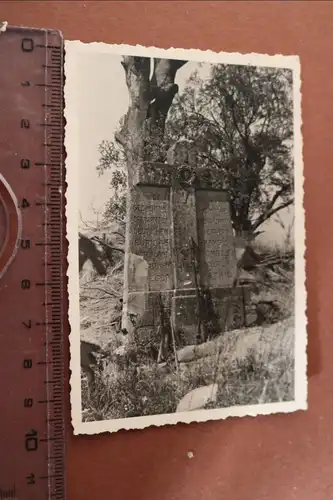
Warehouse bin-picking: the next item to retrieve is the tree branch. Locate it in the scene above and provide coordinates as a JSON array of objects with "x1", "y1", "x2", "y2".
[
  {"x1": 227, "y1": 94, "x2": 247, "y2": 142},
  {"x1": 91, "y1": 237, "x2": 125, "y2": 254},
  {"x1": 112, "y1": 231, "x2": 125, "y2": 239},
  {"x1": 153, "y1": 58, "x2": 187, "y2": 87},
  {"x1": 258, "y1": 187, "x2": 285, "y2": 219},
  {"x1": 80, "y1": 286, "x2": 121, "y2": 298},
  {"x1": 252, "y1": 198, "x2": 293, "y2": 231},
  {"x1": 121, "y1": 56, "x2": 151, "y2": 77}
]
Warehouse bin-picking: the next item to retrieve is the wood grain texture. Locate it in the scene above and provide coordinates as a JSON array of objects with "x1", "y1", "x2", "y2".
[{"x1": 2, "y1": 1, "x2": 332, "y2": 499}]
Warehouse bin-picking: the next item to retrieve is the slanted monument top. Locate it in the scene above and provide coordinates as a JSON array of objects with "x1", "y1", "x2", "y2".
[
  {"x1": 166, "y1": 139, "x2": 198, "y2": 167},
  {"x1": 133, "y1": 140, "x2": 226, "y2": 191}
]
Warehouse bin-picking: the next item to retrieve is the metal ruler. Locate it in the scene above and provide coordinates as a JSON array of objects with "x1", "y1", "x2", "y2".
[{"x1": 0, "y1": 27, "x2": 67, "y2": 499}]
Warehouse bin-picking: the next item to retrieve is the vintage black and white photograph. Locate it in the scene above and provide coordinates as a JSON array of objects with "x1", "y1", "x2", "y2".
[{"x1": 65, "y1": 41, "x2": 306, "y2": 435}]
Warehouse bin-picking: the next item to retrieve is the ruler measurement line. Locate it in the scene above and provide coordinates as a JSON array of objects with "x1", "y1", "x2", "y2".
[
  {"x1": 35, "y1": 202, "x2": 59, "y2": 207},
  {"x1": 36, "y1": 322, "x2": 60, "y2": 326},
  {"x1": 36, "y1": 44, "x2": 61, "y2": 49},
  {"x1": 35, "y1": 242, "x2": 60, "y2": 247},
  {"x1": 35, "y1": 83, "x2": 60, "y2": 88},
  {"x1": 35, "y1": 162, "x2": 60, "y2": 166},
  {"x1": 42, "y1": 64, "x2": 59, "y2": 69},
  {"x1": 35, "y1": 243, "x2": 58, "y2": 248}
]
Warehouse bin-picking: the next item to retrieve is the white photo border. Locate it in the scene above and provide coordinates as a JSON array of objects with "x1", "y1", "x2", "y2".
[{"x1": 64, "y1": 40, "x2": 307, "y2": 435}]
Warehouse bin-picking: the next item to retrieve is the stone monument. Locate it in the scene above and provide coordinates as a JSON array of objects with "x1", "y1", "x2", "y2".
[{"x1": 122, "y1": 140, "x2": 249, "y2": 354}]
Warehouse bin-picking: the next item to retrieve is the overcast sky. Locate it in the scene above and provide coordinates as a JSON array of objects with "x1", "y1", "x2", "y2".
[{"x1": 72, "y1": 48, "x2": 294, "y2": 248}]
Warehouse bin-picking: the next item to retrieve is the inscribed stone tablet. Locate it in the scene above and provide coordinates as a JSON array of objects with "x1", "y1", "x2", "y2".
[
  {"x1": 196, "y1": 190, "x2": 237, "y2": 288},
  {"x1": 128, "y1": 185, "x2": 173, "y2": 292}
]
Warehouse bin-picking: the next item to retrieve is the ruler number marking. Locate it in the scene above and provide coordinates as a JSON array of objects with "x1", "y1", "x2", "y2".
[
  {"x1": 25, "y1": 429, "x2": 38, "y2": 452},
  {"x1": 23, "y1": 359, "x2": 33, "y2": 369},
  {"x1": 26, "y1": 472, "x2": 36, "y2": 485},
  {"x1": 21, "y1": 279, "x2": 31, "y2": 290},
  {"x1": 21, "y1": 198, "x2": 30, "y2": 208},
  {"x1": 20, "y1": 119, "x2": 30, "y2": 129},
  {"x1": 20, "y1": 239, "x2": 31, "y2": 250},
  {"x1": 21, "y1": 38, "x2": 34, "y2": 53},
  {"x1": 24, "y1": 398, "x2": 33, "y2": 408},
  {"x1": 20, "y1": 159, "x2": 30, "y2": 169}
]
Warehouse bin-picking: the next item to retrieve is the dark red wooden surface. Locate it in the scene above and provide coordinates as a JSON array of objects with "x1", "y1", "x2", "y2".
[{"x1": 2, "y1": 2, "x2": 333, "y2": 499}]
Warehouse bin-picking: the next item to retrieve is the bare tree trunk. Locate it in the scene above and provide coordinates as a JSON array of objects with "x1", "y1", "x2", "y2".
[
  {"x1": 146, "y1": 58, "x2": 187, "y2": 161},
  {"x1": 115, "y1": 56, "x2": 151, "y2": 182},
  {"x1": 115, "y1": 56, "x2": 187, "y2": 183}
]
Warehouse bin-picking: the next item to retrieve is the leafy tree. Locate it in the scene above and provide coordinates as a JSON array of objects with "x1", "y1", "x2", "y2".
[
  {"x1": 97, "y1": 140, "x2": 127, "y2": 224},
  {"x1": 98, "y1": 62, "x2": 294, "y2": 236},
  {"x1": 167, "y1": 64, "x2": 294, "y2": 236}
]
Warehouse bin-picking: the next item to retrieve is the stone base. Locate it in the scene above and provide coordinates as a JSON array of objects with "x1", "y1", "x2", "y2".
[
  {"x1": 122, "y1": 286, "x2": 252, "y2": 353},
  {"x1": 172, "y1": 286, "x2": 251, "y2": 345}
]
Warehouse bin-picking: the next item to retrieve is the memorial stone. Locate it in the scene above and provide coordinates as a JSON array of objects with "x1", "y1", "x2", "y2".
[{"x1": 122, "y1": 140, "x2": 249, "y2": 352}]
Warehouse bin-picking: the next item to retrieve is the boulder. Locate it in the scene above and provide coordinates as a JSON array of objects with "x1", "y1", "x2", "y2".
[
  {"x1": 176, "y1": 340, "x2": 218, "y2": 363},
  {"x1": 176, "y1": 383, "x2": 218, "y2": 413}
]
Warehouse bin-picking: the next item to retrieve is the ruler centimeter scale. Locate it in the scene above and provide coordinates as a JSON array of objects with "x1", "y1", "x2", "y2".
[{"x1": 0, "y1": 27, "x2": 67, "y2": 499}]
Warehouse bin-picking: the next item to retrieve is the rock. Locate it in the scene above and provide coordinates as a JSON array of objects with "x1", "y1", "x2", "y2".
[
  {"x1": 114, "y1": 344, "x2": 127, "y2": 357},
  {"x1": 176, "y1": 316, "x2": 293, "y2": 370},
  {"x1": 79, "y1": 232, "x2": 107, "y2": 276},
  {"x1": 238, "y1": 269, "x2": 256, "y2": 284},
  {"x1": 255, "y1": 301, "x2": 280, "y2": 325},
  {"x1": 177, "y1": 340, "x2": 218, "y2": 363},
  {"x1": 176, "y1": 384, "x2": 218, "y2": 413},
  {"x1": 246, "y1": 311, "x2": 258, "y2": 326}
]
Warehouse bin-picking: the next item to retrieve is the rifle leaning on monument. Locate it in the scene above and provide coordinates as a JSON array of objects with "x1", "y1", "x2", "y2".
[
  {"x1": 157, "y1": 293, "x2": 168, "y2": 363},
  {"x1": 189, "y1": 237, "x2": 207, "y2": 343},
  {"x1": 156, "y1": 293, "x2": 180, "y2": 372},
  {"x1": 189, "y1": 237, "x2": 220, "y2": 344}
]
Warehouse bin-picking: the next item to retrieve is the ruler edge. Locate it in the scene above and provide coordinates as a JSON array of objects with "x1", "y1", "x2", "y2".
[
  {"x1": 0, "y1": 26, "x2": 68, "y2": 499},
  {"x1": 5, "y1": 24, "x2": 64, "y2": 40}
]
